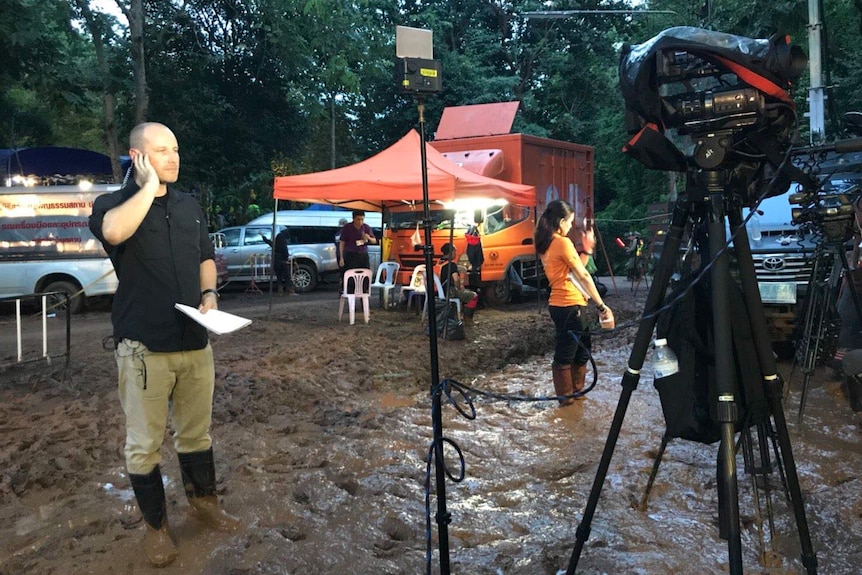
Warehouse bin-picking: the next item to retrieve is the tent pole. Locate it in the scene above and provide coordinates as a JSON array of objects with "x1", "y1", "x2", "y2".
[
  {"x1": 269, "y1": 199, "x2": 277, "y2": 313},
  {"x1": 534, "y1": 206, "x2": 544, "y2": 315}
]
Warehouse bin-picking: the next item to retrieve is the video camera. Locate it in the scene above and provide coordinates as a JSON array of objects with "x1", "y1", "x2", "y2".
[
  {"x1": 619, "y1": 27, "x2": 806, "y2": 205},
  {"x1": 789, "y1": 188, "x2": 859, "y2": 243},
  {"x1": 785, "y1": 140, "x2": 862, "y2": 242},
  {"x1": 655, "y1": 50, "x2": 766, "y2": 134}
]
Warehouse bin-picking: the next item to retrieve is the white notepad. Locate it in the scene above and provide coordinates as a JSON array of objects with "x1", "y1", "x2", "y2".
[{"x1": 174, "y1": 303, "x2": 252, "y2": 335}]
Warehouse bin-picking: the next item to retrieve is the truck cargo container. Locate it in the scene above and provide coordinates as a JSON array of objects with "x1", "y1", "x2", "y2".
[{"x1": 385, "y1": 104, "x2": 595, "y2": 305}]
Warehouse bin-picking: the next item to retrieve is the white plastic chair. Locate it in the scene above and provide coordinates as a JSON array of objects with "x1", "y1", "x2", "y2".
[
  {"x1": 370, "y1": 261, "x2": 400, "y2": 309},
  {"x1": 402, "y1": 264, "x2": 427, "y2": 313},
  {"x1": 338, "y1": 268, "x2": 372, "y2": 325},
  {"x1": 421, "y1": 272, "x2": 462, "y2": 322}
]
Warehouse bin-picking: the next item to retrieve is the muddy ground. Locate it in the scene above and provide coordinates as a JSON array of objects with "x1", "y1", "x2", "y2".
[{"x1": 0, "y1": 278, "x2": 860, "y2": 575}]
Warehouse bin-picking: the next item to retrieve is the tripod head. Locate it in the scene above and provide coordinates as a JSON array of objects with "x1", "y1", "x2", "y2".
[{"x1": 620, "y1": 27, "x2": 806, "y2": 207}]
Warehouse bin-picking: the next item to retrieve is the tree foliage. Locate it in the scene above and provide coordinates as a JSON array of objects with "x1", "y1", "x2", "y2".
[
  {"x1": 0, "y1": 0, "x2": 105, "y2": 149},
  {"x1": 1, "y1": 0, "x2": 860, "y2": 231}
]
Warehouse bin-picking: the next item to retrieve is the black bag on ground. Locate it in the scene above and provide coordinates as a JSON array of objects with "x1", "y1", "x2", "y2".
[
  {"x1": 425, "y1": 299, "x2": 465, "y2": 341},
  {"x1": 654, "y1": 274, "x2": 770, "y2": 444}
]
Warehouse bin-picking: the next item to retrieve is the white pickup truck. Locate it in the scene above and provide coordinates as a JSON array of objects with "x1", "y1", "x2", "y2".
[{"x1": 0, "y1": 184, "x2": 119, "y2": 313}]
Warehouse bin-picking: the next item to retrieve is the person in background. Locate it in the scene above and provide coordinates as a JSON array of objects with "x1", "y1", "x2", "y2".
[
  {"x1": 88, "y1": 122, "x2": 239, "y2": 568},
  {"x1": 624, "y1": 232, "x2": 645, "y2": 281},
  {"x1": 331, "y1": 217, "x2": 350, "y2": 297},
  {"x1": 261, "y1": 227, "x2": 296, "y2": 295},
  {"x1": 338, "y1": 209, "x2": 377, "y2": 270},
  {"x1": 439, "y1": 243, "x2": 479, "y2": 322},
  {"x1": 535, "y1": 200, "x2": 613, "y2": 406},
  {"x1": 334, "y1": 217, "x2": 349, "y2": 251}
]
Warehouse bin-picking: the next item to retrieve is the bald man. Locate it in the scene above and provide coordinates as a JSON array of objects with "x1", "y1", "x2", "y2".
[{"x1": 89, "y1": 122, "x2": 238, "y2": 567}]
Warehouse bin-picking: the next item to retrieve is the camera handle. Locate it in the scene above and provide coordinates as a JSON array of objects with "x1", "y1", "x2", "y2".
[{"x1": 564, "y1": 167, "x2": 818, "y2": 575}]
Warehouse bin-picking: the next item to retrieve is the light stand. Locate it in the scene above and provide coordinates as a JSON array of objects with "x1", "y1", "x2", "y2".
[
  {"x1": 395, "y1": 25, "x2": 449, "y2": 572},
  {"x1": 415, "y1": 96, "x2": 452, "y2": 575}
]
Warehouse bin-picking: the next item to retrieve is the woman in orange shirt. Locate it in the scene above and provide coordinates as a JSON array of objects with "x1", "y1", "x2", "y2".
[{"x1": 536, "y1": 200, "x2": 613, "y2": 405}]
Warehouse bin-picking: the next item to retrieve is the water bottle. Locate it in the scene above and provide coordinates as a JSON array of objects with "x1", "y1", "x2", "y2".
[
  {"x1": 749, "y1": 209, "x2": 762, "y2": 242},
  {"x1": 653, "y1": 338, "x2": 679, "y2": 379}
]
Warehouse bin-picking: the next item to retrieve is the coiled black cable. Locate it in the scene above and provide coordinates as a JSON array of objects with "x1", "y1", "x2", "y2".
[{"x1": 423, "y1": 330, "x2": 597, "y2": 573}]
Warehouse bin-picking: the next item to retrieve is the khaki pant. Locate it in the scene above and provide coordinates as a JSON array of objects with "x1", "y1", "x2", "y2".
[{"x1": 116, "y1": 339, "x2": 214, "y2": 475}]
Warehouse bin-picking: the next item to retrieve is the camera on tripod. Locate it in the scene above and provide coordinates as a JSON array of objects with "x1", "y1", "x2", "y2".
[
  {"x1": 619, "y1": 27, "x2": 806, "y2": 204},
  {"x1": 789, "y1": 188, "x2": 859, "y2": 243},
  {"x1": 567, "y1": 28, "x2": 822, "y2": 575}
]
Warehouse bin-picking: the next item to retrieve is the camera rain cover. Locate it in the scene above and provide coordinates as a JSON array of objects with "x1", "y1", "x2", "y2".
[{"x1": 619, "y1": 27, "x2": 805, "y2": 172}]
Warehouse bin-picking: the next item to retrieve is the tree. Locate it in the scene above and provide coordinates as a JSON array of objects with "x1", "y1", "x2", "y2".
[
  {"x1": 0, "y1": 0, "x2": 103, "y2": 149},
  {"x1": 113, "y1": 0, "x2": 148, "y2": 124},
  {"x1": 140, "y1": 0, "x2": 309, "y2": 221},
  {"x1": 72, "y1": 0, "x2": 124, "y2": 181},
  {"x1": 5, "y1": 0, "x2": 861, "y2": 233}
]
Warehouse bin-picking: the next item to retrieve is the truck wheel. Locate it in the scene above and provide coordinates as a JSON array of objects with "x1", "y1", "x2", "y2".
[
  {"x1": 292, "y1": 262, "x2": 317, "y2": 293},
  {"x1": 485, "y1": 278, "x2": 511, "y2": 307},
  {"x1": 44, "y1": 280, "x2": 85, "y2": 314}
]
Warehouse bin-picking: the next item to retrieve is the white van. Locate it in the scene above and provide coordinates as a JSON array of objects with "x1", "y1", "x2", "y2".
[
  {"x1": 0, "y1": 184, "x2": 119, "y2": 313},
  {"x1": 217, "y1": 210, "x2": 382, "y2": 292}
]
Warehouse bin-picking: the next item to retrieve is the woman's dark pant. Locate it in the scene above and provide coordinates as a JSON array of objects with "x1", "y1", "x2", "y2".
[{"x1": 548, "y1": 305, "x2": 591, "y2": 366}]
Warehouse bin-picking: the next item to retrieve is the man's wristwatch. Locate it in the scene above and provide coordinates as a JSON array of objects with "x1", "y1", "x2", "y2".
[
  {"x1": 597, "y1": 304, "x2": 607, "y2": 313},
  {"x1": 201, "y1": 288, "x2": 219, "y2": 300}
]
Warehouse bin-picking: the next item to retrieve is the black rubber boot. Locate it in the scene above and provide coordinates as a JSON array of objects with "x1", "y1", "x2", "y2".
[
  {"x1": 129, "y1": 466, "x2": 177, "y2": 567},
  {"x1": 178, "y1": 448, "x2": 240, "y2": 532}
]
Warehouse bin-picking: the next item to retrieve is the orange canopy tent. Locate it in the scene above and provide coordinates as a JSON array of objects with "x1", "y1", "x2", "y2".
[{"x1": 272, "y1": 129, "x2": 535, "y2": 211}]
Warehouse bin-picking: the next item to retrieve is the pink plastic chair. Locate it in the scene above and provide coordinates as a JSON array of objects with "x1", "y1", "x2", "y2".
[{"x1": 338, "y1": 268, "x2": 372, "y2": 325}]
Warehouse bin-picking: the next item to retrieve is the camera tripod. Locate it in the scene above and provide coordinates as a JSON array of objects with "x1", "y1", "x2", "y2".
[
  {"x1": 792, "y1": 239, "x2": 862, "y2": 422},
  {"x1": 565, "y1": 167, "x2": 818, "y2": 575},
  {"x1": 639, "y1": 414, "x2": 797, "y2": 568}
]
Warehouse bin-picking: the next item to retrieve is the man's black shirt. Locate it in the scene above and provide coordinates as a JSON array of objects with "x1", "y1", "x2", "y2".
[{"x1": 89, "y1": 182, "x2": 214, "y2": 352}]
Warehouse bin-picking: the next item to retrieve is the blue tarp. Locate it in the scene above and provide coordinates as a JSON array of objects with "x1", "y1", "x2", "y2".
[
  {"x1": 1, "y1": 146, "x2": 114, "y2": 178},
  {"x1": 303, "y1": 204, "x2": 350, "y2": 211}
]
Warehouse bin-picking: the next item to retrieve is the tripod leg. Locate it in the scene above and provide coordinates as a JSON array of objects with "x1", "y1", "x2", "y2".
[
  {"x1": 754, "y1": 423, "x2": 778, "y2": 541},
  {"x1": 837, "y1": 248, "x2": 862, "y2": 326},
  {"x1": 798, "y1": 270, "x2": 835, "y2": 424},
  {"x1": 705, "y1": 190, "x2": 743, "y2": 574},
  {"x1": 638, "y1": 431, "x2": 670, "y2": 512},
  {"x1": 565, "y1": 200, "x2": 689, "y2": 574},
  {"x1": 790, "y1": 247, "x2": 826, "y2": 416},
  {"x1": 741, "y1": 426, "x2": 769, "y2": 564},
  {"x1": 728, "y1": 208, "x2": 819, "y2": 575}
]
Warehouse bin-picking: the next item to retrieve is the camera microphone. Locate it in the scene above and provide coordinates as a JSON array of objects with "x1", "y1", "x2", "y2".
[
  {"x1": 791, "y1": 137, "x2": 862, "y2": 155},
  {"x1": 834, "y1": 137, "x2": 862, "y2": 153}
]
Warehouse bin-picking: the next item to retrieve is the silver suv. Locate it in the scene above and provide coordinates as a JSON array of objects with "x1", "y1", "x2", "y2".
[
  {"x1": 751, "y1": 149, "x2": 862, "y2": 342},
  {"x1": 216, "y1": 224, "x2": 334, "y2": 293},
  {"x1": 216, "y1": 211, "x2": 381, "y2": 293},
  {"x1": 744, "y1": 192, "x2": 817, "y2": 342}
]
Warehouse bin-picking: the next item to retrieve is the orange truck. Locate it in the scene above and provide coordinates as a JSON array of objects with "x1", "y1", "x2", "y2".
[{"x1": 385, "y1": 103, "x2": 595, "y2": 305}]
